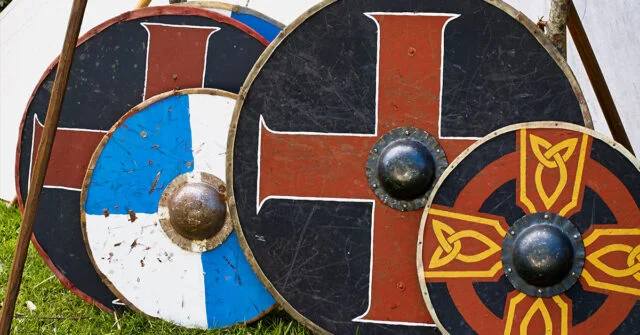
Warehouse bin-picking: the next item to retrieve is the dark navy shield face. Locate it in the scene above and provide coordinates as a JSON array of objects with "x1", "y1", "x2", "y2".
[
  {"x1": 228, "y1": 0, "x2": 590, "y2": 334},
  {"x1": 16, "y1": 5, "x2": 279, "y2": 312}
]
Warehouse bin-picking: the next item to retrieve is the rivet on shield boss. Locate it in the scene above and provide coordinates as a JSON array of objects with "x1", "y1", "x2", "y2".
[
  {"x1": 228, "y1": 0, "x2": 590, "y2": 334},
  {"x1": 15, "y1": 3, "x2": 281, "y2": 318},
  {"x1": 419, "y1": 122, "x2": 640, "y2": 334},
  {"x1": 81, "y1": 89, "x2": 275, "y2": 329}
]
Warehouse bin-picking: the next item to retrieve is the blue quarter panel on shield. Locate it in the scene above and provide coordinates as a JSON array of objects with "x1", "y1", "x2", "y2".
[
  {"x1": 202, "y1": 232, "x2": 276, "y2": 327},
  {"x1": 84, "y1": 95, "x2": 194, "y2": 215},
  {"x1": 231, "y1": 12, "x2": 280, "y2": 42}
]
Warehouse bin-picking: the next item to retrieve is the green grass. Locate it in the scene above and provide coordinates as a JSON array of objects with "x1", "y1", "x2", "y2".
[{"x1": 0, "y1": 204, "x2": 309, "y2": 334}]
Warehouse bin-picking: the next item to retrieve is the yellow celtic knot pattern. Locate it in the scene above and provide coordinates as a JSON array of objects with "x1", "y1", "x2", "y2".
[
  {"x1": 588, "y1": 244, "x2": 640, "y2": 280},
  {"x1": 428, "y1": 219, "x2": 501, "y2": 269},
  {"x1": 530, "y1": 135, "x2": 577, "y2": 210},
  {"x1": 504, "y1": 293, "x2": 568, "y2": 335},
  {"x1": 424, "y1": 209, "x2": 507, "y2": 278},
  {"x1": 581, "y1": 229, "x2": 640, "y2": 296},
  {"x1": 520, "y1": 130, "x2": 588, "y2": 216}
]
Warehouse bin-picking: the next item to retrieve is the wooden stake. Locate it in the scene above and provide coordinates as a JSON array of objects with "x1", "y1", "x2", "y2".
[
  {"x1": 567, "y1": 2, "x2": 634, "y2": 154},
  {"x1": 0, "y1": 0, "x2": 88, "y2": 333}
]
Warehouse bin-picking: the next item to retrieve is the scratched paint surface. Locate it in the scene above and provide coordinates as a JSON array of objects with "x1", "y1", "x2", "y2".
[
  {"x1": 84, "y1": 93, "x2": 275, "y2": 329},
  {"x1": 231, "y1": 0, "x2": 588, "y2": 334}
]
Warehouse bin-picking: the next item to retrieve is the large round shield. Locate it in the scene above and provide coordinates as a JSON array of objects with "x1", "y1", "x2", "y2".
[
  {"x1": 81, "y1": 89, "x2": 275, "y2": 329},
  {"x1": 228, "y1": 0, "x2": 591, "y2": 333},
  {"x1": 418, "y1": 122, "x2": 640, "y2": 334},
  {"x1": 15, "y1": 5, "x2": 278, "y2": 312}
]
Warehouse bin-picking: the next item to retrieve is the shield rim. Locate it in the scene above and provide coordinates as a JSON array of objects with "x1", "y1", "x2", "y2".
[
  {"x1": 226, "y1": 0, "x2": 593, "y2": 333},
  {"x1": 79, "y1": 87, "x2": 277, "y2": 327},
  {"x1": 14, "y1": 5, "x2": 271, "y2": 312},
  {"x1": 416, "y1": 121, "x2": 640, "y2": 335}
]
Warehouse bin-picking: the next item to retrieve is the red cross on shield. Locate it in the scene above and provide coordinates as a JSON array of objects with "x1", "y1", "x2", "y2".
[
  {"x1": 256, "y1": 13, "x2": 476, "y2": 325},
  {"x1": 28, "y1": 23, "x2": 220, "y2": 192}
]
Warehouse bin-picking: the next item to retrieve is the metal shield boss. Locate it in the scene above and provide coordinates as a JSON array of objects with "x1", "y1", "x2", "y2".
[
  {"x1": 419, "y1": 123, "x2": 640, "y2": 334},
  {"x1": 15, "y1": 4, "x2": 281, "y2": 312},
  {"x1": 81, "y1": 89, "x2": 275, "y2": 329},
  {"x1": 228, "y1": 0, "x2": 591, "y2": 334}
]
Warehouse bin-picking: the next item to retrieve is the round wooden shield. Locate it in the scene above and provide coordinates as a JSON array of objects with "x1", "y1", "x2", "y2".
[
  {"x1": 228, "y1": 0, "x2": 591, "y2": 333},
  {"x1": 15, "y1": 5, "x2": 279, "y2": 312},
  {"x1": 80, "y1": 89, "x2": 275, "y2": 329},
  {"x1": 418, "y1": 122, "x2": 640, "y2": 334}
]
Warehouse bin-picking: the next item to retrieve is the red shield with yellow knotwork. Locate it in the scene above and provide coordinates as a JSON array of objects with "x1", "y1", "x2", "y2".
[{"x1": 418, "y1": 122, "x2": 640, "y2": 334}]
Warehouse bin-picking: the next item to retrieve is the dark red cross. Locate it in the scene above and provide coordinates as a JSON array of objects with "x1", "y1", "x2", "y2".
[
  {"x1": 30, "y1": 24, "x2": 219, "y2": 190},
  {"x1": 257, "y1": 14, "x2": 474, "y2": 325}
]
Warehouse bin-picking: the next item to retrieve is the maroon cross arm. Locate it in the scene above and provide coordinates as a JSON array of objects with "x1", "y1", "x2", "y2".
[
  {"x1": 257, "y1": 13, "x2": 474, "y2": 325},
  {"x1": 27, "y1": 24, "x2": 219, "y2": 190}
]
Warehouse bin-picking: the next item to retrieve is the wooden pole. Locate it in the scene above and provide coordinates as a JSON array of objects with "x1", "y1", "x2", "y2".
[
  {"x1": 0, "y1": 0, "x2": 88, "y2": 333},
  {"x1": 567, "y1": 2, "x2": 634, "y2": 154}
]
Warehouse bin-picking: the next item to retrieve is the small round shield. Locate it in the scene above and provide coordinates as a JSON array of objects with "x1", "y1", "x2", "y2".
[
  {"x1": 228, "y1": 0, "x2": 591, "y2": 333},
  {"x1": 15, "y1": 5, "x2": 279, "y2": 312},
  {"x1": 81, "y1": 89, "x2": 275, "y2": 329},
  {"x1": 419, "y1": 122, "x2": 640, "y2": 334}
]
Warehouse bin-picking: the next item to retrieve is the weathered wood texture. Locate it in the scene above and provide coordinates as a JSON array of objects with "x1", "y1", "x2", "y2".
[
  {"x1": 0, "y1": 0, "x2": 87, "y2": 333},
  {"x1": 546, "y1": 0, "x2": 569, "y2": 57}
]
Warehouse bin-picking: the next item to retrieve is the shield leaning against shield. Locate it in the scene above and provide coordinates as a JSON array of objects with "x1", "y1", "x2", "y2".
[
  {"x1": 227, "y1": 0, "x2": 592, "y2": 334},
  {"x1": 81, "y1": 88, "x2": 275, "y2": 329},
  {"x1": 15, "y1": 3, "x2": 281, "y2": 313},
  {"x1": 419, "y1": 122, "x2": 640, "y2": 334}
]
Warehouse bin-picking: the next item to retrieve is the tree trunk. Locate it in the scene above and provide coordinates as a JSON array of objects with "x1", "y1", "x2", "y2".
[{"x1": 547, "y1": 0, "x2": 570, "y2": 57}]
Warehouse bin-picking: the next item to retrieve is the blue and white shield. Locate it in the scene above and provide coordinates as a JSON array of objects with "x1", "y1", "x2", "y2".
[{"x1": 81, "y1": 89, "x2": 275, "y2": 329}]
